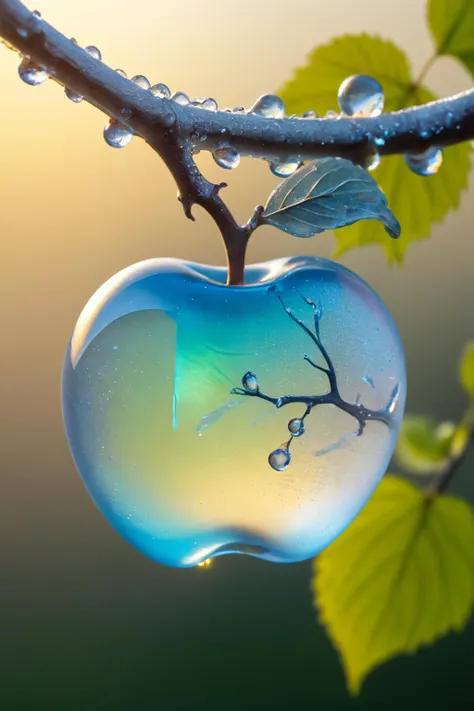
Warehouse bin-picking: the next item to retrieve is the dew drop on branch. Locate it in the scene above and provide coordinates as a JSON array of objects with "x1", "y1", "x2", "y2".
[
  {"x1": 18, "y1": 57, "x2": 47, "y2": 86},
  {"x1": 268, "y1": 448, "x2": 291, "y2": 471},
  {"x1": 171, "y1": 91, "x2": 190, "y2": 106},
  {"x1": 131, "y1": 75, "x2": 150, "y2": 90},
  {"x1": 302, "y1": 110, "x2": 317, "y2": 119},
  {"x1": 404, "y1": 147, "x2": 443, "y2": 176},
  {"x1": 337, "y1": 74, "x2": 384, "y2": 117},
  {"x1": 212, "y1": 145, "x2": 240, "y2": 170},
  {"x1": 150, "y1": 83, "x2": 171, "y2": 99},
  {"x1": 103, "y1": 119, "x2": 133, "y2": 148},
  {"x1": 115, "y1": 69, "x2": 127, "y2": 78},
  {"x1": 325, "y1": 109, "x2": 339, "y2": 119},
  {"x1": 191, "y1": 97, "x2": 218, "y2": 111},
  {"x1": 65, "y1": 87, "x2": 83, "y2": 103},
  {"x1": 249, "y1": 94, "x2": 285, "y2": 119},
  {"x1": 269, "y1": 159, "x2": 300, "y2": 177},
  {"x1": 85, "y1": 45, "x2": 102, "y2": 60},
  {"x1": 362, "y1": 151, "x2": 380, "y2": 171}
]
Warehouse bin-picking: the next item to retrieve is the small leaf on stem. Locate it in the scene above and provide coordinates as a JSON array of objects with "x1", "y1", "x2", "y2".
[{"x1": 261, "y1": 157, "x2": 400, "y2": 239}]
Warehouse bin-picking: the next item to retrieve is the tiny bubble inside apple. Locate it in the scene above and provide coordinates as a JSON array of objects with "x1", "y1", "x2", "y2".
[{"x1": 62, "y1": 256, "x2": 406, "y2": 567}]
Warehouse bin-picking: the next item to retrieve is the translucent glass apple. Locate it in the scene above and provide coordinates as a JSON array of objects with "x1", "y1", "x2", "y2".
[{"x1": 62, "y1": 256, "x2": 406, "y2": 567}]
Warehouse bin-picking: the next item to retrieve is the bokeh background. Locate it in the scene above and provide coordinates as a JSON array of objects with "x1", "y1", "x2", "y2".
[{"x1": 0, "y1": 0, "x2": 473, "y2": 708}]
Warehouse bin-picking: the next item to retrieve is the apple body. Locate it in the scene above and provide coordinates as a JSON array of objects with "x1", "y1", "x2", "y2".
[{"x1": 62, "y1": 257, "x2": 406, "y2": 567}]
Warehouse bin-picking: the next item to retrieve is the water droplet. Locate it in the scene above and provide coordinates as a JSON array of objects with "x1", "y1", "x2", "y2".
[
  {"x1": 32, "y1": 10, "x2": 41, "y2": 19},
  {"x1": 65, "y1": 87, "x2": 83, "y2": 103},
  {"x1": 249, "y1": 94, "x2": 285, "y2": 119},
  {"x1": 268, "y1": 448, "x2": 291, "y2": 471},
  {"x1": 270, "y1": 159, "x2": 300, "y2": 177},
  {"x1": 192, "y1": 97, "x2": 218, "y2": 111},
  {"x1": 131, "y1": 75, "x2": 150, "y2": 90},
  {"x1": 288, "y1": 418, "x2": 305, "y2": 437},
  {"x1": 363, "y1": 151, "x2": 380, "y2": 171},
  {"x1": 404, "y1": 147, "x2": 442, "y2": 176},
  {"x1": 150, "y1": 83, "x2": 171, "y2": 99},
  {"x1": 85, "y1": 45, "x2": 101, "y2": 60},
  {"x1": 325, "y1": 109, "x2": 338, "y2": 119},
  {"x1": 115, "y1": 69, "x2": 127, "y2": 78},
  {"x1": 302, "y1": 110, "x2": 317, "y2": 119},
  {"x1": 337, "y1": 74, "x2": 384, "y2": 117},
  {"x1": 233, "y1": 106, "x2": 245, "y2": 113},
  {"x1": 18, "y1": 57, "x2": 47, "y2": 86},
  {"x1": 212, "y1": 145, "x2": 240, "y2": 170},
  {"x1": 103, "y1": 119, "x2": 133, "y2": 148},
  {"x1": 241, "y1": 371, "x2": 258, "y2": 392},
  {"x1": 171, "y1": 91, "x2": 190, "y2": 106}
]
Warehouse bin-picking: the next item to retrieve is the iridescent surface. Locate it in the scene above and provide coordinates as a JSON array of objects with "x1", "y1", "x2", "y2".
[{"x1": 62, "y1": 257, "x2": 406, "y2": 567}]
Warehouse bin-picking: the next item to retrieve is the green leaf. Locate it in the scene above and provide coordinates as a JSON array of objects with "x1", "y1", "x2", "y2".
[
  {"x1": 395, "y1": 415, "x2": 457, "y2": 474},
  {"x1": 428, "y1": 0, "x2": 474, "y2": 76},
  {"x1": 279, "y1": 34, "x2": 412, "y2": 117},
  {"x1": 261, "y1": 158, "x2": 400, "y2": 238},
  {"x1": 313, "y1": 476, "x2": 474, "y2": 695},
  {"x1": 279, "y1": 35, "x2": 472, "y2": 262},
  {"x1": 460, "y1": 341, "x2": 474, "y2": 397}
]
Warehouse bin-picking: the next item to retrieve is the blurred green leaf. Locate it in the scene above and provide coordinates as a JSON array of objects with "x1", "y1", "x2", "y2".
[
  {"x1": 395, "y1": 415, "x2": 456, "y2": 474},
  {"x1": 279, "y1": 34, "x2": 412, "y2": 116},
  {"x1": 428, "y1": 0, "x2": 474, "y2": 75},
  {"x1": 313, "y1": 476, "x2": 474, "y2": 695},
  {"x1": 279, "y1": 35, "x2": 472, "y2": 262},
  {"x1": 460, "y1": 341, "x2": 474, "y2": 397}
]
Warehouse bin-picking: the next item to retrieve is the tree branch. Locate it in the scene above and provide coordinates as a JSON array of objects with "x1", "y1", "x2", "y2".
[{"x1": 2, "y1": 0, "x2": 474, "y2": 284}]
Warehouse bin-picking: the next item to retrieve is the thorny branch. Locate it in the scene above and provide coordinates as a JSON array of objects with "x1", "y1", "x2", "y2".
[
  {"x1": 1, "y1": 0, "x2": 474, "y2": 284},
  {"x1": 231, "y1": 288, "x2": 400, "y2": 470}
]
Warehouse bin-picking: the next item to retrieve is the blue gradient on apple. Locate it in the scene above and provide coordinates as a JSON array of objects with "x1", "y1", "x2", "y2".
[{"x1": 62, "y1": 257, "x2": 406, "y2": 567}]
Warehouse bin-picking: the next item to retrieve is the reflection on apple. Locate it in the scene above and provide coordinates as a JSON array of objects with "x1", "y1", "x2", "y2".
[{"x1": 62, "y1": 256, "x2": 406, "y2": 567}]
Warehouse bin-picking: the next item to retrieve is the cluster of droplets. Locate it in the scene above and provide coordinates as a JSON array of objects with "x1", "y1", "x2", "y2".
[
  {"x1": 18, "y1": 37, "x2": 446, "y2": 180},
  {"x1": 240, "y1": 371, "x2": 305, "y2": 472}
]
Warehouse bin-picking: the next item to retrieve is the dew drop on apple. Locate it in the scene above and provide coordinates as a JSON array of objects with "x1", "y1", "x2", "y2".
[
  {"x1": 62, "y1": 256, "x2": 406, "y2": 568},
  {"x1": 288, "y1": 418, "x2": 305, "y2": 436},
  {"x1": 18, "y1": 57, "x2": 47, "y2": 86},
  {"x1": 404, "y1": 147, "x2": 443, "y2": 176},
  {"x1": 131, "y1": 74, "x2": 150, "y2": 90},
  {"x1": 242, "y1": 371, "x2": 258, "y2": 392},
  {"x1": 150, "y1": 83, "x2": 171, "y2": 99},
  {"x1": 250, "y1": 94, "x2": 285, "y2": 119},
  {"x1": 85, "y1": 45, "x2": 101, "y2": 60},
  {"x1": 337, "y1": 74, "x2": 384, "y2": 117},
  {"x1": 269, "y1": 448, "x2": 291, "y2": 471},
  {"x1": 103, "y1": 119, "x2": 133, "y2": 148},
  {"x1": 212, "y1": 145, "x2": 240, "y2": 170},
  {"x1": 270, "y1": 159, "x2": 300, "y2": 177}
]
